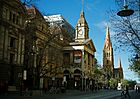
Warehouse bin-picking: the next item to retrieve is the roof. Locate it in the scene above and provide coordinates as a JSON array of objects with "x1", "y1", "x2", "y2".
[
  {"x1": 70, "y1": 39, "x2": 91, "y2": 46},
  {"x1": 76, "y1": 11, "x2": 88, "y2": 28},
  {"x1": 68, "y1": 38, "x2": 96, "y2": 52},
  {"x1": 104, "y1": 26, "x2": 112, "y2": 49}
]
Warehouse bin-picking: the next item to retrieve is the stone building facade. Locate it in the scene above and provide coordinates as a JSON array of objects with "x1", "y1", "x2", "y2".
[{"x1": 0, "y1": 0, "x2": 26, "y2": 89}]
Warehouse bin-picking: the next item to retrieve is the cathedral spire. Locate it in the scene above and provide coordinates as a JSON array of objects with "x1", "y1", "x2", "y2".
[
  {"x1": 118, "y1": 57, "x2": 123, "y2": 79},
  {"x1": 104, "y1": 26, "x2": 112, "y2": 48},
  {"x1": 118, "y1": 57, "x2": 122, "y2": 69}
]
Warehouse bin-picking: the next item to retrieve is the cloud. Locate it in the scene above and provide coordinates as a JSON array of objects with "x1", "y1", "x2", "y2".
[
  {"x1": 94, "y1": 21, "x2": 108, "y2": 29},
  {"x1": 94, "y1": 21, "x2": 116, "y2": 36}
]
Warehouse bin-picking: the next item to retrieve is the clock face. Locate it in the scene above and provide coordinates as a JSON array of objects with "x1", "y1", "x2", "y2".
[{"x1": 78, "y1": 28, "x2": 83, "y2": 35}]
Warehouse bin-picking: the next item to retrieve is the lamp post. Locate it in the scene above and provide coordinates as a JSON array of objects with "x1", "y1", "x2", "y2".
[{"x1": 117, "y1": 0, "x2": 134, "y2": 17}]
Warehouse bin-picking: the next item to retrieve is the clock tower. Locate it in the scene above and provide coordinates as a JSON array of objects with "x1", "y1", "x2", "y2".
[{"x1": 75, "y1": 10, "x2": 89, "y2": 42}]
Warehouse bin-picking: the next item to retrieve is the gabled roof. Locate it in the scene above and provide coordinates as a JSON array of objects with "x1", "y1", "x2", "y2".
[
  {"x1": 85, "y1": 39, "x2": 96, "y2": 52},
  {"x1": 69, "y1": 39, "x2": 96, "y2": 52},
  {"x1": 70, "y1": 39, "x2": 91, "y2": 45}
]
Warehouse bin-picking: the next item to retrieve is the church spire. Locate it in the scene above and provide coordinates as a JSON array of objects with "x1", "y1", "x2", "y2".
[
  {"x1": 118, "y1": 57, "x2": 122, "y2": 69},
  {"x1": 104, "y1": 26, "x2": 112, "y2": 49},
  {"x1": 118, "y1": 57, "x2": 123, "y2": 79}
]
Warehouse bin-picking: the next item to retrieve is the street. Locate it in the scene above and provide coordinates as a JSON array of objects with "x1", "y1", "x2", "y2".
[
  {"x1": 110, "y1": 90, "x2": 140, "y2": 99},
  {"x1": 0, "y1": 90, "x2": 140, "y2": 99}
]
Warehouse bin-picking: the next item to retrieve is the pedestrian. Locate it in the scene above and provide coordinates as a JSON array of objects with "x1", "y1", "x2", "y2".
[
  {"x1": 138, "y1": 86, "x2": 140, "y2": 93},
  {"x1": 121, "y1": 87, "x2": 125, "y2": 96},
  {"x1": 125, "y1": 86, "x2": 130, "y2": 99},
  {"x1": 136, "y1": 86, "x2": 138, "y2": 93}
]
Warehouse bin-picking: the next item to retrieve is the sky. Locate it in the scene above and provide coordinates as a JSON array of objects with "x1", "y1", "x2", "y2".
[{"x1": 34, "y1": 0, "x2": 139, "y2": 83}]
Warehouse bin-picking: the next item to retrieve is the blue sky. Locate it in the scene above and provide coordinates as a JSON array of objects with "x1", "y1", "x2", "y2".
[{"x1": 34, "y1": 0, "x2": 139, "y2": 82}]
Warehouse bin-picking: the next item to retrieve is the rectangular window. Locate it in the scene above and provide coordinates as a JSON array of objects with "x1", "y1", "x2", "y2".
[
  {"x1": 88, "y1": 54, "x2": 90, "y2": 65},
  {"x1": 63, "y1": 53, "x2": 70, "y2": 64},
  {"x1": 18, "y1": 16, "x2": 22, "y2": 25},
  {"x1": 9, "y1": 11, "x2": 12, "y2": 21},
  {"x1": 10, "y1": 37, "x2": 16, "y2": 48},
  {"x1": 2, "y1": 8, "x2": 7, "y2": 19},
  {"x1": 16, "y1": 16, "x2": 19, "y2": 25},
  {"x1": 10, "y1": 53, "x2": 15, "y2": 64},
  {"x1": 13, "y1": 13, "x2": 16, "y2": 23}
]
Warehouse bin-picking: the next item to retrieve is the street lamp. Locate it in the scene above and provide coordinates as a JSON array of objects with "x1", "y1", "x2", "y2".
[{"x1": 117, "y1": 0, "x2": 134, "y2": 17}]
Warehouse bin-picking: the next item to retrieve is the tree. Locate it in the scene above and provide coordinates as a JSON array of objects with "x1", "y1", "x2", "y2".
[
  {"x1": 121, "y1": 79, "x2": 129, "y2": 87},
  {"x1": 121, "y1": 79, "x2": 136, "y2": 89},
  {"x1": 109, "y1": 78, "x2": 117, "y2": 89},
  {"x1": 129, "y1": 56, "x2": 140, "y2": 76},
  {"x1": 23, "y1": 5, "x2": 71, "y2": 89},
  {"x1": 37, "y1": 24, "x2": 65, "y2": 78},
  {"x1": 110, "y1": 0, "x2": 140, "y2": 53},
  {"x1": 109, "y1": 0, "x2": 140, "y2": 76}
]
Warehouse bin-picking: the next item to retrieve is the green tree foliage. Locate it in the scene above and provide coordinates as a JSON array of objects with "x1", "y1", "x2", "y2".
[
  {"x1": 121, "y1": 79, "x2": 129, "y2": 87},
  {"x1": 121, "y1": 79, "x2": 137, "y2": 89},
  {"x1": 109, "y1": 78, "x2": 117, "y2": 89},
  {"x1": 129, "y1": 56, "x2": 140, "y2": 76}
]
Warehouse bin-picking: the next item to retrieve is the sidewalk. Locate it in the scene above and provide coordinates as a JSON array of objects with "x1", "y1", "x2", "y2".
[
  {"x1": 24, "y1": 89, "x2": 116, "y2": 99},
  {"x1": 0, "y1": 89, "x2": 117, "y2": 99}
]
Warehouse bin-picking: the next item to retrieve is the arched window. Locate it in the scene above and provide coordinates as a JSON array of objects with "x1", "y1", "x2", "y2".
[{"x1": 107, "y1": 60, "x2": 109, "y2": 64}]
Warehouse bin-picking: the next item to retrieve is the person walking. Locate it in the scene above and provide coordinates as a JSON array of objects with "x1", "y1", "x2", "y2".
[
  {"x1": 125, "y1": 86, "x2": 130, "y2": 99},
  {"x1": 121, "y1": 86, "x2": 125, "y2": 96}
]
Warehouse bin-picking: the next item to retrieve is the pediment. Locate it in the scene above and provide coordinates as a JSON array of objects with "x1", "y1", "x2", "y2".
[{"x1": 84, "y1": 39, "x2": 96, "y2": 52}]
